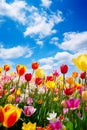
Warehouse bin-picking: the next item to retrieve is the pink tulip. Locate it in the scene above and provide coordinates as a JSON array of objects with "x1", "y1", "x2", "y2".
[
  {"x1": 23, "y1": 106, "x2": 36, "y2": 116},
  {"x1": 65, "y1": 98, "x2": 80, "y2": 110}
]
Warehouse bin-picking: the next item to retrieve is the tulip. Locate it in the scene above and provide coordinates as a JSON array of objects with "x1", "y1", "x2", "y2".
[
  {"x1": 72, "y1": 54, "x2": 87, "y2": 71},
  {"x1": 72, "y1": 71, "x2": 78, "y2": 78},
  {"x1": 35, "y1": 68, "x2": 45, "y2": 78},
  {"x1": 22, "y1": 122, "x2": 36, "y2": 130},
  {"x1": 31, "y1": 62, "x2": 39, "y2": 70},
  {"x1": 16, "y1": 64, "x2": 26, "y2": 76},
  {"x1": 65, "y1": 98, "x2": 80, "y2": 110},
  {"x1": 60, "y1": 64, "x2": 68, "y2": 74},
  {"x1": 23, "y1": 106, "x2": 36, "y2": 117},
  {"x1": 0, "y1": 67, "x2": 2, "y2": 75},
  {"x1": 64, "y1": 87, "x2": 74, "y2": 96},
  {"x1": 4, "y1": 64, "x2": 10, "y2": 72},
  {"x1": 0, "y1": 104, "x2": 22, "y2": 128},
  {"x1": 46, "y1": 76, "x2": 54, "y2": 81},
  {"x1": 80, "y1": 72, "x2": 86, "y2": 79},
  {"x1": 52, "y1": 70, "x2": 60, "y2": 77},
  {"x1": 25, "y1": 73, "x2": 32, "y2": 82},
  {"x1": 35, "y1": 77, "x2": 43, "y2": 85},
  {"x1": 50, "y1": 120, "x2": 62, "y2": 130},
  {"x1": 45, "y1": 81, "x2": 56, "y2": 89},
  {"x1": 82, "y1": 91, "x2": 87, "y2": 101}
]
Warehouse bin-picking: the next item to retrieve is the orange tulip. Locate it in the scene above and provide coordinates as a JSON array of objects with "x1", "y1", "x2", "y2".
[
  {"x1": 66, "y1": 77, "x2": 74, "y2": 85},
  {"x1": 0, "y1": 104, "x2": 22, "y2": 128},
  {"x1": 72, "y1": 71, "x2": 78, "y2": 78},
  {"x1": 16, "y1": 64, "x2": 26, "y2": 76},
  {"x1": 31, "y1": 62, "x2": 39, "y2": 70},
  {"x1": 4, "y1": 64, "x2": 10, "y2": 72}
]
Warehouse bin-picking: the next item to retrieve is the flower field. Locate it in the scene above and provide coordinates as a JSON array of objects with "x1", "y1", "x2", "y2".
[{"x1": 0, "y1": 54, "x2": 87, "y2": 130}]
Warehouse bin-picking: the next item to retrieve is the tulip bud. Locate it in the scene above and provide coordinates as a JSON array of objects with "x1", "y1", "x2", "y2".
[
  {"x1": 31, "y1": 62, "x2": 39, "y2": 70},
  {"x1": 4, "y1": 64, "x2": 10, "y2": 72},
  {"x1": 82, "y1": 91, "x2": 87, "y2": 101},
  {"x1": 25, "y1": 73, "x2": 32, "y2": 82},
  {"x1": 80, "y1": 72, "x2": 85, "y2": 79},
  {"x1": 60, "y1": 64, "x2": 68, "y2": 74}
]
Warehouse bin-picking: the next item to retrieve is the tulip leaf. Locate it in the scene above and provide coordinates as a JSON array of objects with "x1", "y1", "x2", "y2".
[{"x1": 66, "y1": 121, "x2": 73, "y2": 130}]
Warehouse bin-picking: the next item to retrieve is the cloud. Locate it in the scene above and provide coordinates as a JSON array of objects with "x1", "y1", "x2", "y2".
[
  {"x1": 50, "y1": 37, "x2": 59, "y2": 46},
  {"x1": 0, "y1": 45, "x2": 33, "y2": 59},
  {"x1": 39, "y1": 57, "x2": 54, "y2": 64},
  {"x1": 54, "y1": 51, "x2": 73, "y2": 64},
  {"x1": 41, "y1": 0, "x2": 52, "y2": 8},
  {"x1": 24, "y1": 10, "x2": 63, "y2": 38},
  {"x1": 0, "y1": 0, "x2": 27, "y2": 24},
  {"x1": 59, "y1": 31, "x2": 87, "y2": 52},
  {"x1": 0, "y1": 0, "x2": 63, "y2": 43}
]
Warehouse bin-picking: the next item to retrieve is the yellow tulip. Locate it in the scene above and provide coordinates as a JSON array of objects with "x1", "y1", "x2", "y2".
[
  {"x1": 16, "y1": 89, "x2": 21, "y2": 96},
  {"x1": 72, "y1": 54, "x2": 87, "y2": 71},
  {"x1": 46, "y1": 81, "x2": 56, "y2": 89},
  {"x1": 22, "y1": 122, "x2": 36, "y2": 130},
  {"x1": 7, "y1": 95, "x2": 14, "y2": 103},
  {"x1": 82, "y1": 91, "x2": 87, "y2": 101},
  {"x1": 0, "y1": 104, "x2": 22, "y2": 128},
  {"x1": 35, "y1": 68, "x2": 45, "y2": 78}
]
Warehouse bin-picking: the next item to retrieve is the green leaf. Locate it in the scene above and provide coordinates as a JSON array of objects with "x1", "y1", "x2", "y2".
[{"x1": 66, "y1": 121, "x2": 73, "y2": 130}]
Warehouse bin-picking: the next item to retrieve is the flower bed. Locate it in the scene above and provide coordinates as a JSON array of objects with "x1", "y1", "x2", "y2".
[{"x1": 0, "y1": 54, "x2": 87, "y2": 130}]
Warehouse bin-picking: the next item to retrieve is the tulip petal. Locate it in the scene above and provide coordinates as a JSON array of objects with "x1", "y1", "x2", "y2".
[
  {"x1": 7, "y1": 111, "x2": 17, "y2": 127},
  {"x1": 0, "y1": 107, "x2": 4, "y2": 123}
]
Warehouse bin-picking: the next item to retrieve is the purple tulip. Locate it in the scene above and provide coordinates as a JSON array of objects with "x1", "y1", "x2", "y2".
[
  {"x1": 66, "y1": 98, "x2": 80, "y2": 110},
  {"x1": 23, "y1": 106, "x2": 36, "y2": 116}
]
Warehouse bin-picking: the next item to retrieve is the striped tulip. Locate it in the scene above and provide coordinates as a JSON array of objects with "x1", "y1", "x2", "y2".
[
  {"x1": 16, "y1": 64, "x2": 26, "y2": 76},
  {"x1": 0, "y1": 104, "x2": 22, "y2": 128},
  {"x1": 4, "y1": 64, "x2": 10, "y2": 72}
]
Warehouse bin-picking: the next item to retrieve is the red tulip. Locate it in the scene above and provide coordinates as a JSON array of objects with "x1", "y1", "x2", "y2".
[
  {"x1": 35, "y1": 78, "x2": 43, "y2": 85},
  {"x1": 25, "y1": 73, "x2": 32, "y2": 82},
  {"x1": 60, "y1": 64, "x2": 68, "y2": 74},
  {"x1": 80, "y1": 72, "x2": 86, "y2": 79},
  {"x1": 31, "y1": 62, "x2": 39, "y2": 70},
  {"x1": 64, "y1": 87, "x2": 74, "y2": 96},
  {"x1": 4, "y1": 64, "x2": 10, "y2": 72},
  {"x1": 46, "y1": 76, "x2": 54, "y2": 81}
]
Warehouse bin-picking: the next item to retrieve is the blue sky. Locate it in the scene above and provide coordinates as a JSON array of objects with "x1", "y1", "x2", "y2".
[{"x1": 0, "y1": 0, "x2": 87, "y2": 75}]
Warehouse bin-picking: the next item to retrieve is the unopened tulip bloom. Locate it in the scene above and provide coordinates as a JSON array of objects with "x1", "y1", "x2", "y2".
[
  {"x1": 82, "y1": 91, "x2": 87, "y2": 101},
  {"x1": 25, "y1": 73, "x2": 32, "y2": 82},
  {"x1": 16, "y1": 64, "x2": 26, "y2": 76},
  {"x1": 60, "y1": 64, "x2": 68, "y2": 74},
  {"x1": 0, "y1": 104, "x2": 22, "y2": 128},
  {"x1": 80, "y1": 72, "x2": 86, "y2": 79},
  {"x1": 31, "y1": 62, "x2": 39, "y2": 70},
  {"x1": 4, "y1": 64, "x2": 10, "y2": 72}
]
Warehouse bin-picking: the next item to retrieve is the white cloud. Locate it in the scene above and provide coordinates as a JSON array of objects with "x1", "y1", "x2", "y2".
[
  {"x1": 59, "y1": 31, "x2": 87, "y2": 52},
  {"x1": 39, "y1": 57, "x2": 54, "y2": 64},
  {"x1": 0, "y1": 0, "x2": 63, "y2": 43},
  {"x1": 0, "y1": 45, "x2": 33, "y2": 59},
  {"x1": 54, "y1": 51, "x2": 73, "y2": 65},
  {"x1": 50, "y1": 37, "x2": 59, "y2": 46},
  {"x1": 24, "y1": 10, "x2": 63, "y2": 38},
  {"x1": 41, "y1": 0, "x2": 52, "y2": 8},
  {"x1": 0, "y1": 0, "x2": 27, "y2": 24}
]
